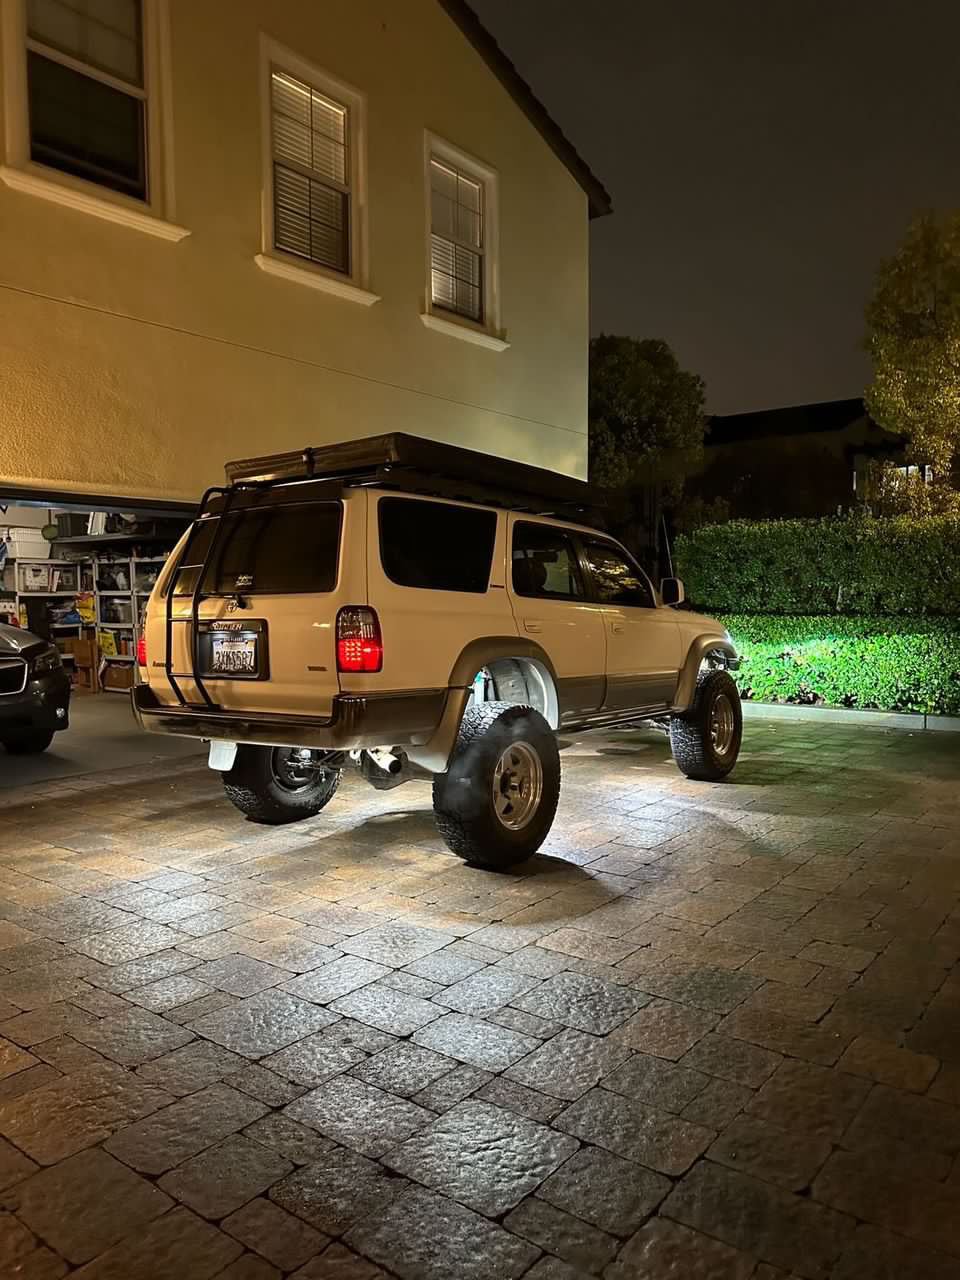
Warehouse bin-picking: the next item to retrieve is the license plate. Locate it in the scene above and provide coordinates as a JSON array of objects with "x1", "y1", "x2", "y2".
[{"x1": 210, "y1": 633, "x2": 257, "y2": 676}]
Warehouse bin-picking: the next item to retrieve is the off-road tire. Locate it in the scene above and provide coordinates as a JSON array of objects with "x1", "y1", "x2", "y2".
[
  {"x1": 432, "y1": 702, "x2": 560, "y2": 869},
  {"x1": 2, "y1": 729, "x2": 55, "y2": 755},
  {"x1": 223, "y1": 745, "x2": 341, "y2": 824},
  {"x1": 670, "y1": 669, "x2": 742, "y2": 781}
]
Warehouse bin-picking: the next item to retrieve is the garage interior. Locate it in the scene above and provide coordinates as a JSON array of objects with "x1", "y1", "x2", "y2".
[{"x1": 0, "y1": 489, "x2": 201, "y2": 785}]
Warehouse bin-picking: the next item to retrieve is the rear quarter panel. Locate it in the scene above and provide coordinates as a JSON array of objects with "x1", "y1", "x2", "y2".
[{"x1": 343, "y1": 490, "x2": 519, "y2": 695}]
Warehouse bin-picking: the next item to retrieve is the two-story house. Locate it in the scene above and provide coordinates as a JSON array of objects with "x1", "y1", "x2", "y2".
[{"x1": 0, "y1": 0, "x2": 611, "y2": 512}]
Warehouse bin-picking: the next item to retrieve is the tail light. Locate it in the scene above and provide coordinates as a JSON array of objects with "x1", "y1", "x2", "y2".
[
  {"x1": 337, "y1": 606, "x2": 382, "y2": 673},
  {"x1": 136, "y1": 625, "x2": 147, "y2": 668}
]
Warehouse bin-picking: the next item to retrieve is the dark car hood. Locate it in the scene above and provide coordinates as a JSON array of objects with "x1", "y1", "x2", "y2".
[{"x1": 0, "y1": 623, "x2": 46, "y2": 657}]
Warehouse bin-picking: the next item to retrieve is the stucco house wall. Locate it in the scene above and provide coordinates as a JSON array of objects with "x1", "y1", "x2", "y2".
[{"x1": 0, "y1": 0, "x2": 598, "y2": 502}]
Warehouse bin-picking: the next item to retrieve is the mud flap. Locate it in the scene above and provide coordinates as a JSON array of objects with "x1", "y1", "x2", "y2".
[{"x1": 207, "y1": 740, "x2": 238, "y2": 772}]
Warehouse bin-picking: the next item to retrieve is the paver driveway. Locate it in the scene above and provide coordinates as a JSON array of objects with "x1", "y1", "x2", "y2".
[{"x1": 0, "y1": 718, "x2": 959, "y2": 1279}]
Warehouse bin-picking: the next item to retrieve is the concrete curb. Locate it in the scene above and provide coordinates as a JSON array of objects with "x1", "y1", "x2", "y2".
[{"x1": 741, "y1": 701, "x2": 960, "y2": 734}]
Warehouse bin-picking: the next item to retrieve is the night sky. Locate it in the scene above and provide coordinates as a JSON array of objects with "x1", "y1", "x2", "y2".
[{"x1": 470, "y1": 0, "x2": 960, "y2": 414}]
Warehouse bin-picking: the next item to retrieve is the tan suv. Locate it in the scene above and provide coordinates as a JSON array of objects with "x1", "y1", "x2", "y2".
[{"x1": 133, "y1": 435, "x2": 741, "y2": 869}]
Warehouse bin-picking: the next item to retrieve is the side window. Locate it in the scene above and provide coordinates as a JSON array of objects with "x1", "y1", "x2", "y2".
[
  {"x1": 512, "y1": 523, "x2": 583, "y2": 600},
  {"x1": 378, "y1": 497, "x2": 496, "y2": 593},
  {"x1": 584, "y1": 540, "x2": 656, "y2": 608}
]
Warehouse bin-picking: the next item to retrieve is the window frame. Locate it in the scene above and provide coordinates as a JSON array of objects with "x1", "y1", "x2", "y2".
[
  {"x1": 256, "y1": 36, "x2": 376, "y2": 306},
  {"x1": 421, "y1": 132, "x2": 507, "y2": 351},
  {"x1": 511, "y1": 520, "x2": 586, "y2": 603},
  {"x1": 0, "y1": 0, "x2": 185, "y2": 240},
  {"x1": 579, "y1": 535, "x2": 659, "y2": 610}
]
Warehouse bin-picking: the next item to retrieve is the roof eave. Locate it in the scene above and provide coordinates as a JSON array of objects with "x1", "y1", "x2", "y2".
[{"x1": 438, "y1": 0, "x2": 613, "y2": 218}]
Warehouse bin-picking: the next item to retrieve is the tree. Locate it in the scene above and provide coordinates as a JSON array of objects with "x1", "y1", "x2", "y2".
[
  {"x1": 865, "y1": 211, "x2": 960, "y2": 512},
  {"x1": 588, "y1": 335, "x2": 707, "y2": 554}
]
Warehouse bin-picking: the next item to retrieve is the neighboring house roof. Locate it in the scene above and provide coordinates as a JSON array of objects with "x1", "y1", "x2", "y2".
[
  {"x1": 707, "y1": 397, "x2": 880, "y2": 445},
  {"x1": 439, "y1": 0, "x2": 613, "y2": 219}
]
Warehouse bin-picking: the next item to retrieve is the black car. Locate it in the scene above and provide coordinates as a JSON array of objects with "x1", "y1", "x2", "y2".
[{"x1": 0, "y1": 624, "x2": 71, "y2": 754}]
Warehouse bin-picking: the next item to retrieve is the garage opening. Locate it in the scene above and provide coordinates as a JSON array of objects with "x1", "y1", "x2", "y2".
[{"x1": 0, "y1": 486, "x2": 197, "y2": 784}]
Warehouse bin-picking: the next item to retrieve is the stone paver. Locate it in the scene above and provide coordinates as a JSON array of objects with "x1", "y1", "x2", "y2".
[
  {"x1": 0, "y1": 720, "x2": 957, "y2": 1277},
  {"x1": 284, "y1": 1075, "x2": 432, "y2": 1157},
  {"x1": 158, "y1": 1133, "x2": 293, "y2": 1219},
  {"x1": 606, "y1": 1216, "x2": 755, "y2": 1280},
  {"x1": 103, "y1": 1082, "x2": 268, "y2": 1175},
  {"x1": 270, "y1": 1145, "x2": 403, "y2": 1237},
  {"x1": 505, "y1": 1027, "x2": 631, "y2": 1101},
  {"x1": 189, "y1": 990, "x2": 337, "y2": 1057},
  {"x1": 345, "y1": 1183, "x2": 539, "y2": 1280},
  {"x1": 383, "y1": 1099, "x2": 578, "y2": 1215},
  {"x1": 510, "y1": 972, "x2": 648, "y2": 1034},
  {"x1": 0, "y1": 1064, "x2": 171, "y2": 1164},
  {"x1": 66, "y1": 1205, "x2": 241, "y2": 1277},
  {"x1": 221, "y1": 1197, "x2": 327, "y2": 1271},
  {"x1": 556, "y1": 1087, "x2": 713, "y2": 1176},
  {"x1": 536, "y1": 1144, "x2": 670, "y2": 1235},
  {"x1": 9, "y1": 1148, "x2": 172, "y2": 1263},
  {"x1": 412, "y1": 1011, "x2": 539, "y2": 1069}
]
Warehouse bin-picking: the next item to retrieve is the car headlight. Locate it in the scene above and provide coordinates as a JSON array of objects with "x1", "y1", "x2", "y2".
[{"x1": 31, "y1": 646, "x2": 62, "y2": 676}]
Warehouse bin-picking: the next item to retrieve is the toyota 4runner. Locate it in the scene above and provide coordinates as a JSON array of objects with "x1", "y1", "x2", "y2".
[{"x1": 133, "y1": 434, "x2": 741, "y2": 869}]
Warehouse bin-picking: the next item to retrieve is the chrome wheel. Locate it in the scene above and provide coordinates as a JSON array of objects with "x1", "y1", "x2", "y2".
[
  {"x1": 710, "y1": 693, "x2": 736, "y2": 757},
  {"x1": 492, "y1": 741, "x2": 543, "y2": 831},
  {"x1": 271, "y1": 747, "x2": 325, "y2": 792}
]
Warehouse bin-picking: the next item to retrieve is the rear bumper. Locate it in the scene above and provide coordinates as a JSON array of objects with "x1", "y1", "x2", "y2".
[{"x1": 131, "y1": 683, "x2": 448, "y2": 750}]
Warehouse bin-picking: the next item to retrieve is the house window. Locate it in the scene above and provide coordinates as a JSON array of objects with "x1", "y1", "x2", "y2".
[
  {"x1": 25, "y1": 0, "x2": 147, "y2": 200},
  {"x1": 896, "y1": 464, "x2": 934, "y2": 484},
  {"x1": 270, "y1": 67, "x2": 352, "y2": 275},
  {"x1": 429, "y1": 156, "x2": 484, "y2": 322}
]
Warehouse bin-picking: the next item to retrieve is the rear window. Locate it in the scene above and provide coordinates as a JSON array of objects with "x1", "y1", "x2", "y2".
[
  {"x1": 171, "y1": 502, "x2": 342, "y2": 595},
  {"x1": 378, "y1": 497, "x2": 496, "y2": 593}
]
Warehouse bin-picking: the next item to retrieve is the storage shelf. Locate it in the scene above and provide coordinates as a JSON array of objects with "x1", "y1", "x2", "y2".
[
  {"x1": 102, "y1": 654, "x2": 134, "y2": 662},
  {"x1": 99, "y1": 622, "x2": 134, "y2": 629},
  {"x1": 56, "y1": 533, "x2": 169, "y2": 544},
  {"x1": 97, "y1": 590, "x2": 131, "y2": 596},
  {"x1": 18, "y1": 591, "x2": 78, "y2": 597}
]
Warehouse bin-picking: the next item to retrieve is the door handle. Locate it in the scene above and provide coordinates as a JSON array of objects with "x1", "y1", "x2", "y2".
[
  {"x1": 610, "y1": 622, "x2": 626, "y2": 635},
  {"x1": 523, "y1": 619, "x2": 542, "y2": 633}
]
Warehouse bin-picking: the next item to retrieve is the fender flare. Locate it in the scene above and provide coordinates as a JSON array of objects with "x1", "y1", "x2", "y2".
[
  {"x1": 446, "y1": 636, "x2": 560, "y2": 692},
  {"x1": 406, "y1": 637, "x2": 561, "y2": 773},
  {"x1": 672, "y1": 635, "x2": 740, "y2": 713}
]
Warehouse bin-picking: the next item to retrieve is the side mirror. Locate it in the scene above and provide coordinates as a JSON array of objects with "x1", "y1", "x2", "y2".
[{"x1": 661, "y1": 577, "x2": 685, "y2": 607}]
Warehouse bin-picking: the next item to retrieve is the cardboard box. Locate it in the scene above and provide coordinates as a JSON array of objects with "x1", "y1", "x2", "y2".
[{"x1": 101, "y1": 664, "x2": 134, "y2": 691}]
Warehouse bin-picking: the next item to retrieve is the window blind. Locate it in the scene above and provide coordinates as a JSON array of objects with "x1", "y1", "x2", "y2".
[
  {"x1": 271, "y1": 69, "x2": 350, "y2": 274},
  {"x1": 430, "y1": 158, "x2": 483, "y2": 322}
]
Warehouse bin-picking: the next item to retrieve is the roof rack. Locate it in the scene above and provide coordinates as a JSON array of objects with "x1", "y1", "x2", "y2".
[{"x1": 224, "y1": 433, "x2": 599, "y2": 518}]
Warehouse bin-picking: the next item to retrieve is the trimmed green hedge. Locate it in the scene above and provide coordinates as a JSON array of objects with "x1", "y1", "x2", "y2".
[
  {"x1": 721, "y1": 614, "x2": 960, "y2": 714},
  {"x1": 677, "y1": 516, "x2": 960, "y2": 615}
]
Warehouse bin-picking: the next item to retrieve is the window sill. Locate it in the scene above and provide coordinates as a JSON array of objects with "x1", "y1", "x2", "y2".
[
  {"x1": 254, "y1": 253, "x2": 381, "y2": 306},
  {"x1": 0, "y1": 166, "x2": 190, "y2": 241},
  {"x1": 420, "y1": 311, "x2": 510, "y2": 351}
]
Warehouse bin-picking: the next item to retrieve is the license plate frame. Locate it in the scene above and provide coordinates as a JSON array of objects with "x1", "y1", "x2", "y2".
[{"x1": 199, "y1": 619, "x2": 269, "y2": 681}]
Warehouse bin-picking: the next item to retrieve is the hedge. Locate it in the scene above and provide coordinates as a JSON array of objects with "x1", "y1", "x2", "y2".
[
  {"x1": 720, "y1": 614, "x2": 960, "y2": 715},
  {"x1": 676, "y1": 515, "x2": 960, "y2": 615}
]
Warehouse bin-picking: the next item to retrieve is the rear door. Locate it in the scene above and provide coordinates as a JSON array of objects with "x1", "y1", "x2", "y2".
[
  {"x1": 508, "y1": 518, "x2": 605, "y2": 722},
  {"x1": 581, "y1": 536, "x2": 682, "y2": 712},
  {"x1": 147, "y1": 490, "x2": 364, "y2": 716}
]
